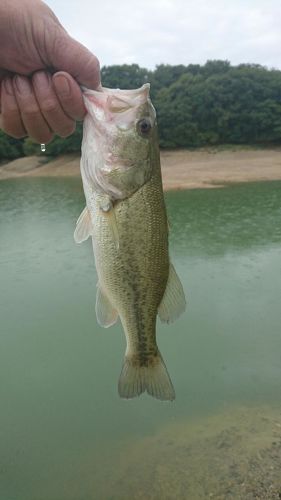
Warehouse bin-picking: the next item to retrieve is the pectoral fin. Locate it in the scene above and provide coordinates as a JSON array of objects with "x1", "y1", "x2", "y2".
[
  {"x1": 74, "y1": 207, "x2": 92, "y2": 243},
  {"x1": 96, "y1": 283, "x2": 118, "y2": 328},
  {"x1": 158, "y1": 263, "x2": 186, "y2": 324}
]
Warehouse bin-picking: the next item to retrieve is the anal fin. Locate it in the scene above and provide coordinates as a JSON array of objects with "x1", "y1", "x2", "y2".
[
  {"x1": 158, "y1": 263, "x2": 186, "y2": 324},
  {"x1": 96, "y1": 283, "x2": 118, "y2": 328}
]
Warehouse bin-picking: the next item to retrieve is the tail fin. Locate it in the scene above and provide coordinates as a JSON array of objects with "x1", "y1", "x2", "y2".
[{"x1": 118, "y1": 352, "x2": 175, "y2": 401}]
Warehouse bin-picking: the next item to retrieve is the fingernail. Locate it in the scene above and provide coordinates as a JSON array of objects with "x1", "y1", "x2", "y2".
[
  {"x1": 33, "y1": 71, "x2": 50, "y2": 91},
  {"x1": 53, "y1": 75, "x2": 71, "y2": 97},
  {"x1": 3, "y1": 78, "x2": 14, "y2": 96},
  {"x1": 14, "y1": 76, "x2": 31, "y2": 96}
]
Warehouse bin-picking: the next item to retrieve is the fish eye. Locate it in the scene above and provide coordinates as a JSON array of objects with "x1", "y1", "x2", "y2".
[{"x1": 137, "y1": 118, "x2": 152, "y2": 136}]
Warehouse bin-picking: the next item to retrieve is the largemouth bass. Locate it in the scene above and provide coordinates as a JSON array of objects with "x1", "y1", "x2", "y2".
[{"x1": 75, "y1": 84, "x2": 186, "y2": 401}]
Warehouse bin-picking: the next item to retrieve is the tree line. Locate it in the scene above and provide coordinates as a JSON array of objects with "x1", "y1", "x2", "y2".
[{"x1": 1, "y1": 60, "x2": 281, "y2": 161}]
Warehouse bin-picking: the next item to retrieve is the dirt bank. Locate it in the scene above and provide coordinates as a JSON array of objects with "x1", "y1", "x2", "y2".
[{"x1": 1, "y1": 147, "x2": 281, "y2": 189}]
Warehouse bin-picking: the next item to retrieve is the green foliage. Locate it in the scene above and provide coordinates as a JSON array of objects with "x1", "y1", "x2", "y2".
[
  {"x1": 1, "y1": 60, "x2": 281, "y2": 161},
  {"x1": 101, "y1": 64, "x2": 151, "y2": 89},
  {"x1": 149, "y1": 64, "x2": 188, "y2": 99},
  {"x1": 0, "y1": 131, "x2": 24, "y2": 161},
  {"x1": 155, "y1": 63, "x2": 281, "y2": 147}
]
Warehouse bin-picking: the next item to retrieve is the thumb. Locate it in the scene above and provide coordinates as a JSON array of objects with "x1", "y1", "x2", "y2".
[{"x1": 49, "y1": 31, "x2": 101, "y2": 90}]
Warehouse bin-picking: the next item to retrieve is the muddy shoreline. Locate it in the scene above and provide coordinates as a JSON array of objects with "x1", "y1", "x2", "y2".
[{"x1": 1, "y1": 147, "x2": 281, "y2": 189}]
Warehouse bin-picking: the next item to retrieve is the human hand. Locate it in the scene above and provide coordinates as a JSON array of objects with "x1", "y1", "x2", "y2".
[{"x1": 0, "y1": 0, "x2": 100, "y2": 143}]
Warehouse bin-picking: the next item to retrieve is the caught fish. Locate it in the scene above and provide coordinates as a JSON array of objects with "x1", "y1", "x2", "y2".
[{"x1": 75, "y1": 84, "x2": 186, "y2": 400}]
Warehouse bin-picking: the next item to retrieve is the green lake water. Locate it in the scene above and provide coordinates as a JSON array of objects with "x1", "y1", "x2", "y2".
[{"x1": 0, "y1": 178, "x2": 281, "y2": 499}]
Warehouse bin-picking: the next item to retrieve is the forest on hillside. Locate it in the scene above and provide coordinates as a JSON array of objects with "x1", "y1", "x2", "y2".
[{"x1": 1, "y1": 60, "x2": 281, "y2": 161}]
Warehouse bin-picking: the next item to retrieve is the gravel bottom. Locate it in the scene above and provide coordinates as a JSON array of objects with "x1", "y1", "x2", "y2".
[{"x1": 101, "y1": 404, "x2": 281, "y2": 500}]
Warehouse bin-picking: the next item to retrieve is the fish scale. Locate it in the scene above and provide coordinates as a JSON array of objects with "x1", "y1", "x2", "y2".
[{"x1": 93, "y1": 164, "x2": 168, "y2": 357}]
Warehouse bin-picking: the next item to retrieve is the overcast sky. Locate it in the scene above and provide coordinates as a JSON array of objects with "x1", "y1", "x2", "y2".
[{"x1": 46, "y1": 0, "x2": 281, "y2": 70}]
